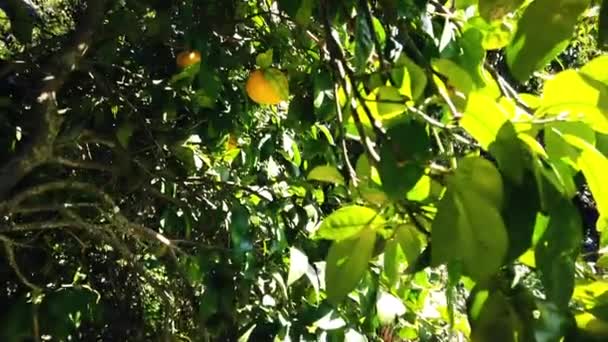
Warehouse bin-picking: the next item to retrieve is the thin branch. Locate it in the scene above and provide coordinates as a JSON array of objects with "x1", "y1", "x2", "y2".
[
  {"x1": 0, "y1": 234, "x2": 42, "y2": 291},
  {"x1": 52, "y1": 157, "x2": 115, "y2": 172}
]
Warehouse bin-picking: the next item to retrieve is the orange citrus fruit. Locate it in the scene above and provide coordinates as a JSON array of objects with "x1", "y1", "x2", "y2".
[
  {"x1": 176, "y1": 50, "x2": 201, "y2": 68},
  {"x1": 245, "y1": 68, "x2": 289, "y2": 105}
]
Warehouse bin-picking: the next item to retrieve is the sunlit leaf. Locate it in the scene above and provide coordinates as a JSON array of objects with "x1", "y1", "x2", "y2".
[
  {"x1": 314, "y1": 206, "x2": 385, "y2": 241},
  {"x1": 535, "y1": 199, "x2": 582, "y2": 308},
  {"x1": 307, "y1": 165, "x2": 345, "y2": 185}
]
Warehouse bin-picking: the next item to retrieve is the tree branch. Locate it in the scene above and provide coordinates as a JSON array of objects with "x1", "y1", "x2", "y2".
[{"x1": 0, "y1": 0, "x2": 107, "y2": 200}]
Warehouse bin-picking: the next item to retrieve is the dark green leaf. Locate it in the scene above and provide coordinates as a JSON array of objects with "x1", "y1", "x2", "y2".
[
  {"x1": 354, "y1": 12, "x2": 374, "y2": 72},
  {"x1": 325, "y1": 228, "x2": 377, "y2": 304},
  {"x1": 535, "y1": 199, "x2": 582, "y2": 308},
  {"x1": 506, "y1": 0, "x2": 590, "y2": 81}
]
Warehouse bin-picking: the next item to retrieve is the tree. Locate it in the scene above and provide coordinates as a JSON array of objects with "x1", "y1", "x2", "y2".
[{"x1": 1, "y1": 0, "x2": 608, "y2": 340}]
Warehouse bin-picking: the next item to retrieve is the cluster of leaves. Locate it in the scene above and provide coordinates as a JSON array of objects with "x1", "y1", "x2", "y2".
[{"x1": 1, "y1": 0, "x2": 608, "y2": 341}]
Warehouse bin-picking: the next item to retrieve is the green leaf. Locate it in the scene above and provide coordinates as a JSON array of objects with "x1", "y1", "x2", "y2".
[
  {"x1": 540, "y1": 69, "x2": 608, "y2": 133},
  {"x1": 506, "y1": 0, "x2": 591, "y2": 81},
  {"x1": 354, "y1": 13, "x2": 374, "y2": 72},
  {"x1": 461, "y1": 92, "x2": 509, "y2": 149},
  {"x1": 466, "y1": 17, "x2": 515, "y2": 50},
  {"x1": 116, "y1": 122, "x2": 135, "y2": 148},
  {"x1": 325, "y1": 228, "x2": 376, "y2": 304},
  {"x1": 383, "y1": 238, "x2": 404, "y2": 287},
  {"x1": 478, "y1": 0, "x2": 524, "y2": 22},
  {"x1": 255, "y1": 49, "x2": 273, "y2": 68},
  {"x1": 393, "y1": 54, "x2": 427, "y2": 101},
  {"x1": 502, "y1": 172, "x2": 541, "y2": 262},
  {"x1": 535, "y1": 199, "x2": 582, "y2": 308},
  {"x1": 431, "y1": 157, "x2": 507, "y2": 281},
  {"x1": 287, "y1": 247, "x2": 310, "y2": 286},
  {"x1": 432, "y1": 58, "x2": 475, "y2": 95},
  {"x1": 307, "y1": 165, "x2": 345, "y2": 185},
  {"x1": 314, "y1": 205, "x2": 385, "y2": 241},
  {"x1": 467, "y1": 288, "x2": 525, "y2": 342},
  {"x1": 545, "y1": 122, "x2": 595, "y2": 169},
  {"x1": 454, "y1": 28, "x2": 500, "y2": 98},
  {"x1": 378, "y1": 120, "x2": 429, "y2": 199},
  {"x1": 453, "y1": 157, "x2": 504, "y2": 208},
  {"x1": 561, "y1": 134, "x2": 608, "y2": 232},
  {"x1": 581, "y1": 55, "x2": 608, "y2": 86},
  {"x1": 294, "y1": 0, "x2": 314, "y2": 26},
  {"x1": 369, "y1": 86, "x2": 408, "y2": 122},
  {"x1": 394, "y1": 225, "x2": 422, "y2": 267}
]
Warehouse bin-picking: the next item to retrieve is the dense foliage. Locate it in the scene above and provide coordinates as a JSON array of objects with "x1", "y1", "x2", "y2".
[{"x1": 1, "y1": 0, "x2": 608, "y2": 341}]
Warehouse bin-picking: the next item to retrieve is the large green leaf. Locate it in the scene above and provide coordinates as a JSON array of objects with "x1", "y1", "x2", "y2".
[
  {"x1": 314, "y1": 206, "x2": 385, "y2": 241},
  {"x1": 452, "y1": 157, "x2": 504, "y2": 208},
  {"x1": 461, "y1": 92, "x2": 509, "y2": 150},
  {"x1": 506, "y1": 0, "x2": 591, "y2": 81},
  {"x1": 325, "y1": 228, "x2": 376, "y2": 304},
  {"x1": 535, "y1": 200, "x2": 582, "y2": 308},
  {"x1": 540, "y1": 69, "x2": 608, "y2": 133},
  {"x1": 502, "y1": 172, "x2": 541, "y2": 262},
  {"x1": 431, "y1": 157, "x2": 508, "y2": 281}
]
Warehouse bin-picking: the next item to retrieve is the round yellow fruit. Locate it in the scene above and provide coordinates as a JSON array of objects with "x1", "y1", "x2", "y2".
[
  {"x1": 176, "y1": 50, "x2": 201, "y2": 68},
  {"x1": 245, "y1": 68, "x2": 288, "y2": 105}
]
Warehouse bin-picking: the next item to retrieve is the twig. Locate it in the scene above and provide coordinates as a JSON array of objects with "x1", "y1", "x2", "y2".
[{"x1": 0, "y1": 234, "x2": 42, "y2": 291}]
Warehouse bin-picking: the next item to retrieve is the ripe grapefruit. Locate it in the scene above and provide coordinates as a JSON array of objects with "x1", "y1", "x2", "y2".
[
  {"x1": 245, "y1": 68, "x2": 288, "y2": 105},
  {"x1": 176, "y1": 50, "x2": 201, "y2": 68}
]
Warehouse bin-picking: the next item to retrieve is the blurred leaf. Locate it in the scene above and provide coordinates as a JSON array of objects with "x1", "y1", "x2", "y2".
[
  {"x1": 256, "y1": 49, "x2": 273, "y2": 68},
  {"x1": 307, "y1": 165, "x2": 345, "y2": 185},
  {"x1": 314, "y1": 205, "x2": 385, "y2": 241},
  {"x1": 479, "y1": 0, "x2": 524, "y2": 22},
  {"x1": 394, "y1": 225, "x2": 422, "y2": 267},
  {"x1": 506, "y1": 0, "x2": 591, "y2": 81},
  {"x1": 325, "y1": 228, "x2": 376, "y2": 304},
  {"x1": 383, "y1": 238, "x2": 405, "y2": 287}
]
